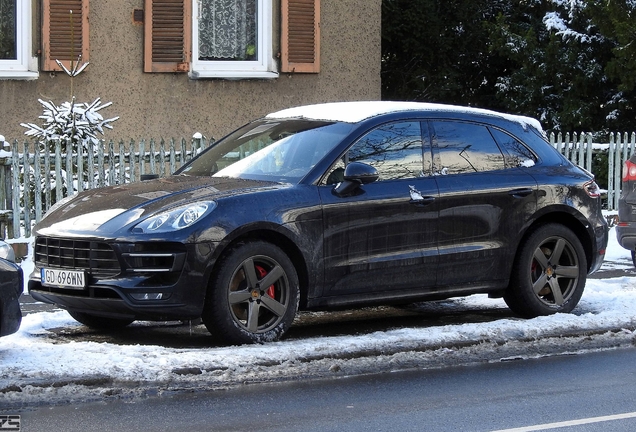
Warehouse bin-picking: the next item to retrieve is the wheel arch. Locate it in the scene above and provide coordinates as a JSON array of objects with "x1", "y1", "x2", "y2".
[
  {"x1": 206, "y1": 226, "x2": 311, "y2": 309},
  {"x1": 515, "y1": 211, "x2": 594, "y2": 273}
]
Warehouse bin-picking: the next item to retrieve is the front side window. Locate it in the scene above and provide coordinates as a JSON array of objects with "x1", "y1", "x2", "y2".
[
  {"x1": 324, "y1": 122, "x2": 424, "y2": 184},
  {"x1": 0, "y1": 0, "x2": 37, "y2": 79},
  {"x1": 192, "y1": 0, "x2": 276, "y2": 78}
]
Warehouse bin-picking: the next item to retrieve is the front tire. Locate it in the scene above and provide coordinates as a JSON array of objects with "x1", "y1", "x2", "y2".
[
  {"x1": 202, "y1": 241, "x2": 299, "y2": 344},
  {"x1": 504, "y1": 224, "x2": 587, "y2": 317}
]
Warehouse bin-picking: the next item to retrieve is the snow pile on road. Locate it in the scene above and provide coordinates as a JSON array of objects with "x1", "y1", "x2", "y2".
[{"x1": 1, "y1": 227, "x2": 635, "y2": 407}]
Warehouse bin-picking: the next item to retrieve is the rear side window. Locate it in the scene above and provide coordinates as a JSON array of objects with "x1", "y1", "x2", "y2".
[{"x1": 431, "y1": 121, "x2": 505, "y2": 175}]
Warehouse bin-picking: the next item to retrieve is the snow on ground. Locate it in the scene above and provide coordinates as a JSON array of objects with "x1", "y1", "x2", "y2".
[{"x1": 2, "y1": 225, "x2": 636, "y2": 406}]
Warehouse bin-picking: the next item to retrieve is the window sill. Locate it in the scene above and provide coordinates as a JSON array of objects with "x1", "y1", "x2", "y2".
[
  {"x1": 0, "y1": 71, "x2": 39, "y2": 80},
  {"x1": 189, "y1": 70, "x2": 279, "y2": 80}
]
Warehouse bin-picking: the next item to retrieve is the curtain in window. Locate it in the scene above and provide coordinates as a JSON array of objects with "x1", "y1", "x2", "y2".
[
  {"x1": 0, "y1": 0, "x2": 16, "y2": 59},
  {"x1": 198, "y1": 0, "x2": 257, "y2": 61}
]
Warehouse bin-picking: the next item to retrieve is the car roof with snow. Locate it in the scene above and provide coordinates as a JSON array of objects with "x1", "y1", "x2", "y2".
[{"x1": 266, "y1": 101, "x2": 543, "y2": 133}]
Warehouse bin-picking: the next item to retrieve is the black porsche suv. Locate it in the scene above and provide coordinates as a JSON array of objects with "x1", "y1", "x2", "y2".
[{"x1": 28, "y1": 102, "x2": 608, "y2": 344}]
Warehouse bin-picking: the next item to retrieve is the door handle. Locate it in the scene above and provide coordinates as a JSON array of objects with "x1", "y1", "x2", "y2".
[
  {"x1": 410, "y1": 196, "x2": 436, "y2": 206},
  {"x1": 508, "y1": 188, "x2": 533, "y2": 198},
  {"x1": 409, "y1": 185, "x2": 436, "y2": 206}
]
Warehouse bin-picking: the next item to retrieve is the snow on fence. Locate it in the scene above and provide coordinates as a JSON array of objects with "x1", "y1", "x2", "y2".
[
  {"x1": 0, "y1": 132, "x2": 634, "y2": 240},
  {"x1": 0, "y1": 136, "x2": 213, "y2": 239}
]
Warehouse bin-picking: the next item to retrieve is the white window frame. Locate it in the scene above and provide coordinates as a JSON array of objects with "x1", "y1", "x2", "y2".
[
  {"x1": 190, "y1": 0, "x2": 278, "y2": 79},
  {"x1": 0, "y1": 0, "x2": 38, "y2": 79}
]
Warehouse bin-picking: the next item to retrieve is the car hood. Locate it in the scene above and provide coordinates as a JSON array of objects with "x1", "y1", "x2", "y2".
[{"x1": 35, "y1": 175, "x2": 285, "y2": 237}]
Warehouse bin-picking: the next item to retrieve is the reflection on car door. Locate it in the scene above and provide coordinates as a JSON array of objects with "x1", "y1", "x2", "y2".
[
  {"x1": 430, "y1": 121, "x2": 538, "y2": 290},
  {"x1": 319, "y1": 121, "x2": 439, "y2": 298}
]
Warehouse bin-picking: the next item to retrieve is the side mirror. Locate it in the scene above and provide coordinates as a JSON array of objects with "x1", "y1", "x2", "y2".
[
  {"x1": 334, "y1": 162, "x2": 379, "y2": 196},
  {"x1": 343, "y1": 161, "x2": 379, "y2": 184}
]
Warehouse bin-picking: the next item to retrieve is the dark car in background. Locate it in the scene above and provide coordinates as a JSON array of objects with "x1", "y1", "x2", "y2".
[
  {"x1": 28, "y1": 102, "x2": 608, "y2": 344},
  {"x1": 617, "y1": 154, "x2": 636, "y2": 266},
  {"x1": 0, "y1": 240, "x2": 22, "y2": 337}
]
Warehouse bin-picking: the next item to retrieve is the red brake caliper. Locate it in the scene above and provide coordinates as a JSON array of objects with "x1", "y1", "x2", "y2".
[{"x1": 255, "y1": 265, "x2": 275, "y2": 298}]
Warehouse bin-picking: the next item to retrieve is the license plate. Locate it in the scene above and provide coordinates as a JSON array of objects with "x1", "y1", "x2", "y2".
[{"x1": 41, "y1": 268, "x2": 86, "y2": 289}]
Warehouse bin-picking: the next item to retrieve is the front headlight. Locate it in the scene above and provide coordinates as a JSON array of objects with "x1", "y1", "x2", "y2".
[{"x1": 133, "y1": 201, "x2": 216, "y2": 233}]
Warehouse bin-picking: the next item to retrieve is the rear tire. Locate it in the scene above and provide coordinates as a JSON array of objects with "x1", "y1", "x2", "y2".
[
  {"x1": 504, "y1": 224, "x2": 587, "y2": 317},
  {"x1": 202, "y1": 241, "x2": 299, "y2": 344},
  {"x1": 631, "y1": 250, "x2": 636, "y2": 268},
  {"x1": 68, "y1": 310, "x2": 135, "y2": 329}
]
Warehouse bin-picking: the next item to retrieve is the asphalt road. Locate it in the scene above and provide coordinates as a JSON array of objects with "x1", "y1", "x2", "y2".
[{"x1": 9, "y1": 346, "x2": 636, "y2": 432}]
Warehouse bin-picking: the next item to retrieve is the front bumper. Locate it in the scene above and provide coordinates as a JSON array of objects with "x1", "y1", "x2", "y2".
[
  {"x1": 28, "y1": 240, "x2": 217, "y2": 321},
  {"x1": 0, "y1": 259, "x2": 23, "y2": 337}
]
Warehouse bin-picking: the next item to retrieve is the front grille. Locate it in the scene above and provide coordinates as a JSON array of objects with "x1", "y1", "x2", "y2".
[{"x1": 35, "y1": 237, "x2": 121, "y2": 278}]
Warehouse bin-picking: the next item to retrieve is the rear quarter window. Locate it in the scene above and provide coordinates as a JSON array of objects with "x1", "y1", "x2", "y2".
[{"x1": 490, "y1": 128, "x2": 538, "y2": 168}]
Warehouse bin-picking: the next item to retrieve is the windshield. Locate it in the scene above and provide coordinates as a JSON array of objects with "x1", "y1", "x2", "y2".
[{"x1": 179, "y1": 119, "x2": 354, "y2": 182}]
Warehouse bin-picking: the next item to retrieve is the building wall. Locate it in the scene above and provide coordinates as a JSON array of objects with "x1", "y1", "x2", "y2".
[{"x1": 0, "y1": 0, "x2": 381, "y2": 142}]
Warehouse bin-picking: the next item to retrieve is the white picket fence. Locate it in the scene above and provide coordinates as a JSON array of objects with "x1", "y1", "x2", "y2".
[
  {"x1": 0, "y1": 137, "x2": 213, "y2": 239},
  {"x1": 0, "y1": 132, "x2": 634, "y2": 240}
]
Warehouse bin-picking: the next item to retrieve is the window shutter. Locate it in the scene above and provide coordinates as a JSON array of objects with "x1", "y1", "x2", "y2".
[
  {"x1": 281, "y1": 0, "x2": 320, "y2": 73},
  {"x1": 42, "y1": 0, "x2": 90, "y2": 72},
  {"x1": 144, "y1": 0, "x2": 191, "y2": 73}
]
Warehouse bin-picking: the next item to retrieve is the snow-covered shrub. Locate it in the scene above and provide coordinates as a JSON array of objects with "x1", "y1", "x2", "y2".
[
  {"x1": 21, "y1": 98, "x2": 117, "y2": 149},
  {"x1": 20, "y1": 55, "x2": 118, "y2": 202}
]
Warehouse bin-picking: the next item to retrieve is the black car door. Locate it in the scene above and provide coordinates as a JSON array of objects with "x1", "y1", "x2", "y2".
[
  {"x1": 319, "y1": 120, "x2": 439, "y2": 297},
  {"x1": 430, "y1": 121, "x2": 538, "y2": 290}
]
